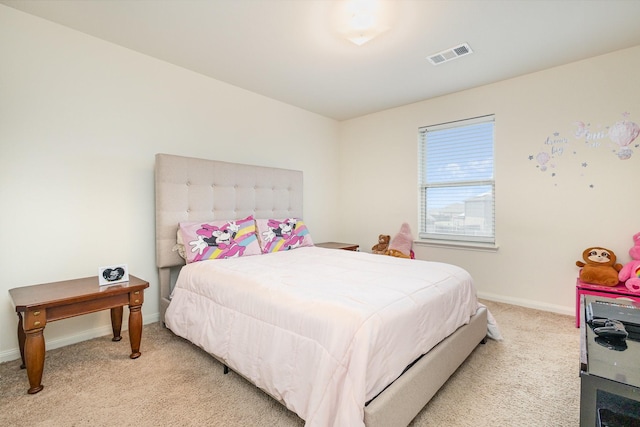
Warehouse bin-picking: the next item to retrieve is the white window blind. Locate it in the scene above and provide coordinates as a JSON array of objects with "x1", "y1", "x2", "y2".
[{"x1": 418, "y1": 115, "x2": 495, "y2": 244}]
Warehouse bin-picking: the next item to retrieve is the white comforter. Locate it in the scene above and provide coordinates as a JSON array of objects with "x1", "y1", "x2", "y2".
[{"x1": 165, "y1": 246, "x2": 478, "y2": 427}]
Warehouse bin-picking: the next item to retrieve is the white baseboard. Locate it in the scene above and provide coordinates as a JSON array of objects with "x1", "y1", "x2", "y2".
[
  {"x1": 478, "y1": 291, "x2": 573, "y2": 316},
  {"x1": 0, "y1": 312, "x2": 160, "y2": 364}
]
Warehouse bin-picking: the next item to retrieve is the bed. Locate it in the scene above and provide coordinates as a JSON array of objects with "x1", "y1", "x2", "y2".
[{"x1": 155, "y1": 153, "x2": 488, "y2": 427}]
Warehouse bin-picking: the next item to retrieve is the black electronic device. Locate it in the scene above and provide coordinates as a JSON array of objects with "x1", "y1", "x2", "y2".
[
  {"x1": 593, "y1": 319, "x2": 628, "y2": 340},
  {"x1": 590, "y1": 318, "x2": 609, "y2": 328},
  {"x1": 587, "y1": 301, "x2": 640, "y2": 330}
]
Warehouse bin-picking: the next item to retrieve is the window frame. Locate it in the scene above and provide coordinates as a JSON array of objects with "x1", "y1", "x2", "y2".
[{"x1": 418, "y1": 114, "x2": 496, "y2": 247}]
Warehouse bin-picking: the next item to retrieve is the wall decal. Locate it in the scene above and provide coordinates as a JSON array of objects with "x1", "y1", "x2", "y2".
[
  {"x1": 609, "y1": 114, "x2": 640, "y2": 160},
  {"x1": 529, "y1": 112, "x2": 638, "y2": 187}
]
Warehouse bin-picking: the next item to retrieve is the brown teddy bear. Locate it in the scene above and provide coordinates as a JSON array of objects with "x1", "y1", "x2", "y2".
[
  {"x1": 576, "y1": 247, "x2": 623, "y2": 286},
  {"x1": 371, "y1": 234, "x2": 390, "y2": 254}
]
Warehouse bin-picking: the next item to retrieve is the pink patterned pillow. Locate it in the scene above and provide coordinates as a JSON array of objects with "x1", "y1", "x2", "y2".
[
  {"x1": 178, "y1": 216, "x2": 261, "y2": 263},
  {"x1": 255, "y1": 218, "x2": 314, "y2": 253}
]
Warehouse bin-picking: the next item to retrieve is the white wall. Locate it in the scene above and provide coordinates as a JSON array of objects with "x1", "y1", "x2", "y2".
[
  {"x1": 0, "y1": 6, "x2": 339, "y2": 361},
  {"x1": 337, "y1": 45, "x2": 640, "y2": 314}
]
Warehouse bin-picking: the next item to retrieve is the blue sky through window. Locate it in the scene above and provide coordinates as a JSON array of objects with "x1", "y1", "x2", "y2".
[{"x1": 426, "y1": 122, "x2": 494, "y2": 184}]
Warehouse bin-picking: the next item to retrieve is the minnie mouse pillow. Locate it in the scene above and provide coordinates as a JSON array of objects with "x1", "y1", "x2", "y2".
[
  {"x1": 178, "y1": 215, "x2": 261, "y2": 263},
  {"x1": 256, "y1": 218, "x2": 314, "y2": 253}
]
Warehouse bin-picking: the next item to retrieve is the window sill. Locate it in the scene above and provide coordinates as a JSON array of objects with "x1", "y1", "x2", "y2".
[{"x1": 414, "y1": 239, "x2": 499, "y2": 252}]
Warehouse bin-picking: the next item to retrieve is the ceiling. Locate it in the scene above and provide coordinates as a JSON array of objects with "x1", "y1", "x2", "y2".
[{"x1": 3, "y1": 0, "x2": 640, "y2": 121}]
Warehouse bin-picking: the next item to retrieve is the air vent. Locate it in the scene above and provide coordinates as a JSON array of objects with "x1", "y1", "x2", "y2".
[{"x1": 427, "y1": 43, "x2": 473, "y2": 65}]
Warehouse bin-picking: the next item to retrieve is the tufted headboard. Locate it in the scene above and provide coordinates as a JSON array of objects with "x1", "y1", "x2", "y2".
[{"x1": 154, "y1": 153, "x2": 303, "y2": 320}]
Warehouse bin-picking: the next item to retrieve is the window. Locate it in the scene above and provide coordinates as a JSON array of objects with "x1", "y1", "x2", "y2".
[{"x1": 418, "y1": 115, "x2": 495, "y2": 245}]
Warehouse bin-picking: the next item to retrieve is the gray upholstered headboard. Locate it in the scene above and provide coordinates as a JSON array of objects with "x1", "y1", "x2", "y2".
[{"x1": 154, "y1": 153, "x2": 303, "y2": 320}]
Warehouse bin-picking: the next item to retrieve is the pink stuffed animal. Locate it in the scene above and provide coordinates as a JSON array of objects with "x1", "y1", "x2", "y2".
[{"x1": 619, "y1": 232, "x2": 640, "y2": 293}]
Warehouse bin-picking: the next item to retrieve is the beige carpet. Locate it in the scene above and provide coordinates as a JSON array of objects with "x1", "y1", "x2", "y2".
[{"x1": 0, "y1": 300, "x2": 580, "y2": 426}]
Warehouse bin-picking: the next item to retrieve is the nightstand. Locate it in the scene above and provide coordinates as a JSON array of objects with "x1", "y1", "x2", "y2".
[{"x1": 315, "y1": 242, "x2": 359, "y2": 251}]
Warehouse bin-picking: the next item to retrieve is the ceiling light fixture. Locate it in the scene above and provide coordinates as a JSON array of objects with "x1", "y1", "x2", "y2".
[{"x1": 339, "y1": 0, "x2": 389, "y2": 46}]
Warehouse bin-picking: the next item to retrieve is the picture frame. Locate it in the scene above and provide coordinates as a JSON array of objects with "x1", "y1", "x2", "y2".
[{"x1": 98, "y1": 264, "x2": 129, "y2": 286}]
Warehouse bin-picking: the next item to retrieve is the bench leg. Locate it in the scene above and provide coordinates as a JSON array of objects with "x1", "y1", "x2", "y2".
[
  {"x1": 110, "y1": 306, "x2": 123, "y2": 342},
  {"x1": 128, "y1": 305, "x2": 143, "y2": 359},
  {"x1": 24, "y1": 327, "x2": 45, "y2": 394},
  {"x1": 17, "y1": 313, "x2": 26, "y2": 369}
]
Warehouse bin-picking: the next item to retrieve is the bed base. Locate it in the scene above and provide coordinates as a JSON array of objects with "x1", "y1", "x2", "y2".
[
  {"x1": 364, "y1": 305, "x2": 487, "y2": 427},
  {"x1": 213, "y1": 306, "x2": 487, "y2": 427},
  {"x1": 158, "y1": 267, "x2": 173, "y2": 324}
]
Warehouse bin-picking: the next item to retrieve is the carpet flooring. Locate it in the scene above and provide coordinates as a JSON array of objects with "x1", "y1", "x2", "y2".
[{"x1": 0, "y1": 300, "x2": 580, "y2": 426}]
